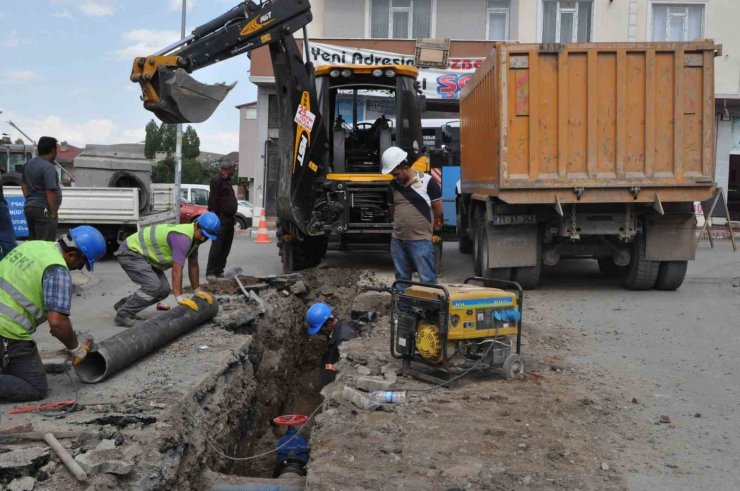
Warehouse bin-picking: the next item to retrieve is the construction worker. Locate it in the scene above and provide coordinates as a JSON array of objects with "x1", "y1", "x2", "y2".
[
  {"x1": 306, "y1": 302, "x2": 357, "y2": 384},
  {"x1": 113, "y1": 213, "x2": 220, "y2": 327},
  {"x1": 0, "y1": 226, "x2": 106, "y2": 402},
  {"x1": 381, "y1": 146, "x2": 443, "y2": 284}
]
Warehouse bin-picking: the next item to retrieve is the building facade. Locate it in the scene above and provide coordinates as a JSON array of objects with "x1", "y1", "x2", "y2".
[{"x1": 238, "y1": 0, "x2": 740, "y2": 214}]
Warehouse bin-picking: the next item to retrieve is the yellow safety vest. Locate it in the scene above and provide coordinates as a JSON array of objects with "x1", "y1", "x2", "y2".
[
  {"x1": 127, "y1": 223, "x2": 198, "y2": 270},
  {"x1": 0, "y1": 242, "x2": 68, "y2": 341}
]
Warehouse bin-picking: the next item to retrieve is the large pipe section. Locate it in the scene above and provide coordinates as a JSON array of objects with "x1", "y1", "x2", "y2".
[{"x1": 75, "y1": 298, "x2": 218, "y2": 383}]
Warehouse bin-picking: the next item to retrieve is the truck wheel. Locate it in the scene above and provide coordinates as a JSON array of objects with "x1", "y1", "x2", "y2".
[
  {"x1": 473, "y1": 205, "x2": 485, "y2": 276},
  {"x1": 475, "y1": 206, "x2": 511, "y2": 281},
  {"x1": 597, "y1": 257, "x2": 621, "y2": 278},
  {"x1": 457, "y1": 196, "x2": 473, "y2": 254},
  {"x1": 512, "y1": 229, "x2": 541, "y2": 289},
  {"x1": 621, "y1": 234, "x2": 659, "y2": 290},
  {"x1": 512, "y1": 265, "x2": 540, "y2": 289},
  {"x1": 654, "y1": 261, "x2": 688, "y2": 291}
]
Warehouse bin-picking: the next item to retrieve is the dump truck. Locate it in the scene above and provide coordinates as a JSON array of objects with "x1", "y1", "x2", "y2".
[{"x1": 454, "y1": 41, "x2": 720, "y2": 290}]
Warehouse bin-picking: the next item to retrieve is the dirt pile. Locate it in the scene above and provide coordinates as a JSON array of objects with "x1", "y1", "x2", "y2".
[{"x1": 306, "y1": 300, "x2": 657, "y2": 490}]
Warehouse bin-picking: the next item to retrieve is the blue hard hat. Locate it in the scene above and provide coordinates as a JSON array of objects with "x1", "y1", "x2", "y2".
[
  {"x1": 196, "y1": 211, "x2": 221, "y2": 240},
  {"x1": 68, "y1": 225, "x2": 106, "y2": 272},
  {"x1": 306, "y1": 302, "x2": 333, "y2": 335}
]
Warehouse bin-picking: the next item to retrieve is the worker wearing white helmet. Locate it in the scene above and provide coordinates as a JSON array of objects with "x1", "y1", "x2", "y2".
[{"x1": 382, "y1": 146, "x2": 443, "y2": 284}]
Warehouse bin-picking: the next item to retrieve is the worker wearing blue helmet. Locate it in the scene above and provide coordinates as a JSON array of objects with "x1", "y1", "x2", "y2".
[
  {"x1": 306, "y1": 302, "x2": 357, "y2": 384},
  {"x1": 0, "y1": 225, "x2": 106, "y2": 401},
  {"x1": 113, "y1": 212, "x2": 220, "y2": 327}
]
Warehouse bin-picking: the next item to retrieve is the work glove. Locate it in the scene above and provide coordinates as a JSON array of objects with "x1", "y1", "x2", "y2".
[
  {"x1": 193, "y1": 288, "x2": 214, "y2": 305},
  {"x1": 68, "y1": 341, "x2": 90, "y2": 367},
  {"x1": 176, "y1": 294, "x2": 199, "y2": 312}
]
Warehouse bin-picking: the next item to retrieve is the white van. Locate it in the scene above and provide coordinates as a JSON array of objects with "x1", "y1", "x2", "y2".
[{"x1": 180, "y1": 184, "x2": 253, "y2": 230}]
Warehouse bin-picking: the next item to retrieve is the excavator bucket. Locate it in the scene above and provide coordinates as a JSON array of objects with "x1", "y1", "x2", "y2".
[{"x1": 146, "y1": 68, "x2": 236, "y2": 124}]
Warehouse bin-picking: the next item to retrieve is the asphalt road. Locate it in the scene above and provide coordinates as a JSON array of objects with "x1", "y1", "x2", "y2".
[{"x1": 17, "y1": 234, "x2": 740, "y2": 490}]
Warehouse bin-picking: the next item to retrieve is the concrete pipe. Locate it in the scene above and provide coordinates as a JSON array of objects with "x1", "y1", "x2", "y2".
[{"x1": 75, "y1": 298, "x2": 219, "y2": 383}]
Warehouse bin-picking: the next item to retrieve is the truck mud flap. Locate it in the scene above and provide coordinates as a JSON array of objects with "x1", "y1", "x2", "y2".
[
  {"x1": 645, "y1": 213, "x2": 697, "y2": 261},
  {"x1": 487, "y1": 224, "x2": 538, "y2": 268}
]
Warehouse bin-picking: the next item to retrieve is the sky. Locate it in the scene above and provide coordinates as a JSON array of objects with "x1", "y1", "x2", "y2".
[{"x1": 0, "y1": 0, "x2": 257, "y2": 154}]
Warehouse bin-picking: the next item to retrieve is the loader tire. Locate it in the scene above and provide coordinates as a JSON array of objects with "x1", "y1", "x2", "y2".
[
  {"x1": 621, "y1": 234, "x2": 659, "y2": 290},
  {"x1": 278, "y1": 227, "x2": 328, "y2": 273},
  {"x1": 654, "y1": 261, "x2": 688, "y2": 291}
]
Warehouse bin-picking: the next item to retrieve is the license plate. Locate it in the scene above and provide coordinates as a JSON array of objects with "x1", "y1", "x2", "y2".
[{"x1": 492, "y1": 214, "x2": 536, "y2": 225}]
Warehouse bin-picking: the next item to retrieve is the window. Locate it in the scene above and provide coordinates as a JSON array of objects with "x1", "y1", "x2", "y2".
[
  {"x1": 487, "y1": 1, "x2": 510, "y2": 41},
  {"x1": 542, "y1": 1, "x2": 592, "y2": 43},
  {"x1": 370, "y1": 0, "x2": 432, "y2": 39},
  {"x1": 191, "y1": 188, "x2": 209, "y2": 206},
  {"x1": 651, "y1": 3, "x2": 704, "y2": 41}
]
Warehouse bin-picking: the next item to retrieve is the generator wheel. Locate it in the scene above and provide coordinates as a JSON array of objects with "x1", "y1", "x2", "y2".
[
  {"x1": 621, "y1": 234, "x2": 659, "y2": 290},
  {"x1": 654, "y1": 261, "x2": 688, "y2": 291},
  {"x1": 503, "y1": 354, "x2": 525, "y2": 380},
  {"x1": 457, "y1": 196, "x2": 473, "y2": 254},
  {"x1": 597, "y1": 257, "x2": 621, "y2": 278}
]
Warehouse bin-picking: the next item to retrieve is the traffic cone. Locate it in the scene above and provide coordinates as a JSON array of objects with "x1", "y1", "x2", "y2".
[{"x1": 254, "y1": 208, "x2": 272, "y2": 244}]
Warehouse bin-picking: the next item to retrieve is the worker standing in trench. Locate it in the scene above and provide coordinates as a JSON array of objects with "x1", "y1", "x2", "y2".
[
  {"x1": 113, "y1": 213, "x2": 220, "y2": 327},
  {"x1": 0, "y1": 226, "x2": 106, "y2": 402},
  {"x1": 306, "y1": 302, "x2": 357, "y2": 384}
]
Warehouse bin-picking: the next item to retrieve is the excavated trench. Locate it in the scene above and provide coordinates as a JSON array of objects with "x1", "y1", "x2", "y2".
[{"x1": 176, "y1": 268, "x2": 370, "y2": 489}]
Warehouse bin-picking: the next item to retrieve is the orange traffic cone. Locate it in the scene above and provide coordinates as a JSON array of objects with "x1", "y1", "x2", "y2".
[{"x1": 254, "y1": 208, "x2": 272, "y2": 244}]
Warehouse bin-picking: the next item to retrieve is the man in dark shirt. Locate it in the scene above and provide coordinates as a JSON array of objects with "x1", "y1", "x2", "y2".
[
  {"x1": 206, "y1": 161, "x2": 237, "y2": 281},
  {"x1": 0, "y1": 177, "x2": 17, "y2": 259},
  {"x1": 22, "y1": 136, "x2": 62, "y2": 241}
]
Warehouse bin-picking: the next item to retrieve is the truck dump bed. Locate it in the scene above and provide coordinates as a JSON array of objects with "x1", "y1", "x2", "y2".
[{"x1": 460, "y1": 41, "x2": 719, "y2": 205}]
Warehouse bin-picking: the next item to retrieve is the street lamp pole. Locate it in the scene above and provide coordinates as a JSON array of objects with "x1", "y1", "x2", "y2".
[{"x1": 174, "y1": 0, "x2": 186, "y2": 223}]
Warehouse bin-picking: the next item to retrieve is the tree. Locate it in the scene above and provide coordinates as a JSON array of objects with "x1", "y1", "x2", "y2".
[
  {"x1": 146, "y1": 121, "x2": 208, "y2": 184},
  {"x1": 143, "y1": 119, "x2": 161, "y2": 159}
]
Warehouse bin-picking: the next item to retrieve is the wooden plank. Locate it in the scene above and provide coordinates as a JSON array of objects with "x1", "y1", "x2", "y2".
[
  {"x1": 587, "y1": 50, "x2": 598, "y2": 178},
  {"x1": 528, "y1": 51, "x2": 539, "y2": 180},
  {"x1": 673, "y1": 49, "x2": 684, "y2": 178},
  {"x1": 616, "y1": 50, "x2": 627, "y2": 178},
  {"x1": 558, "y1": 50, "x2": 568, "y2": 178},
  {"x1": 645, "y1": 50, "x2": 655, "y2": 178},
  {"x1": 702, "y1": 49, "x2": 714, "y2": 177}
]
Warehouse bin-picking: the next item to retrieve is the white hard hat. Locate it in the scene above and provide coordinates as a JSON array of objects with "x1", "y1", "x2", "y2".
[{"x1": 381, "y1": 146, "x2": 408, "y2": 174}]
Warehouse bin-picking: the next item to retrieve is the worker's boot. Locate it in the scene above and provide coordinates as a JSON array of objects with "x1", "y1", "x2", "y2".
[
  {"x1": 114, "y1": 312, "x2": 137, "y2": 328},
  {"x1": 113, "y1": 297, "x2": 129, "y2": 312}
]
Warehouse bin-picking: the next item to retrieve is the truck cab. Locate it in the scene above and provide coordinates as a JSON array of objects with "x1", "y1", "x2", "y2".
[{"x1": 0, "y1": 142, "x2": 35, "y2": 185}]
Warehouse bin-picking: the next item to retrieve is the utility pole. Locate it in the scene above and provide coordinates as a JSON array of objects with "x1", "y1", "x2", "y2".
[{"x1": 174, "y1": 0, "x2": 187, "y2": 223}]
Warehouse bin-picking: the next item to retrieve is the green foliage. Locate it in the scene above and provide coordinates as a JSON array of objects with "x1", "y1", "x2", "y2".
[{"x1": 146, "y1": 120, "x2": 211, "y2": 184}]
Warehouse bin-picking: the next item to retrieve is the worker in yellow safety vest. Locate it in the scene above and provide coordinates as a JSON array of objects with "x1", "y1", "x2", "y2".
[
  {"x1": 0, "y1": 226, "x2": 107, "y2": 402},
  {"x1": 113, "y1": 212, "x2": 220, "y2": 327}
]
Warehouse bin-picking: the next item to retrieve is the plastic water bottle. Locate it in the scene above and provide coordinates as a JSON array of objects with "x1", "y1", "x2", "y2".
[{"x1": 368, "y1": 390, "x2": 407, "y2": 404}]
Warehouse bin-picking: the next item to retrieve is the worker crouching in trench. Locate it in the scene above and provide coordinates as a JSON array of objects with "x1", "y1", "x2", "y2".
[{"x1": 305, "y1": 302, "x2": 358, "y2": 385}]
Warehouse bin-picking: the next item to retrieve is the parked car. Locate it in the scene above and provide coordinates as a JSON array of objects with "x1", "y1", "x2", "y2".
[
  {"x1": 180, "y1": 184, "x2": 252, "y2": 230},
  {"x1": 236, "y1": 200, "x2": 254, "y2": 230},
  {"x1": 179, "y1": 198, "x2": 207, "y2": 224}
]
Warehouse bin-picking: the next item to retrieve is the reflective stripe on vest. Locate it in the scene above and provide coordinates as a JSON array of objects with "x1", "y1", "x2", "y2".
[
  {"x1": 127, "y1": 223, "x2": 196, "y2": 269},
  {"x1": 0, "y1": 278, "x2": 44, "y2": 324},
  {"x1": 0, "y1": 241, "x2": 67, "y2": 340}
]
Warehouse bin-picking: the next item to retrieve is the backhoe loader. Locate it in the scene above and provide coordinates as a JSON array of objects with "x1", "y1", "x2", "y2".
[{"x1": 130, "y1": 0, "x2": 428, "y2": 271}]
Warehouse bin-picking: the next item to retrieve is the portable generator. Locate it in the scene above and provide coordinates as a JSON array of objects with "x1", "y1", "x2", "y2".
[{"x1": 390, "y1": 277, "x2": 524, "y2": 384}]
